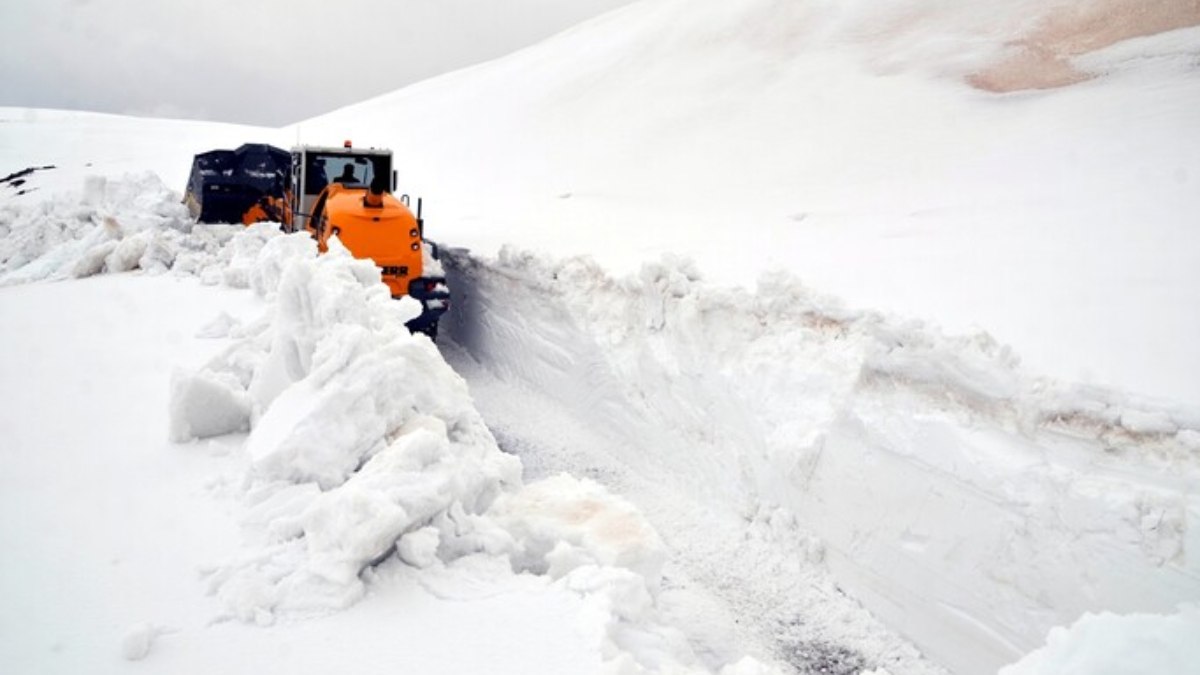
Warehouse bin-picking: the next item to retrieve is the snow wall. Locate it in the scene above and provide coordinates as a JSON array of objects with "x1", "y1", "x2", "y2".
[{"x1": 441, "y1": 247, "x2": 1200, "y2": 675}]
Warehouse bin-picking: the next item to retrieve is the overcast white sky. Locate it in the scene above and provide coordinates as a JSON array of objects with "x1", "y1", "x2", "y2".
[{"x1": 0, "y1": 0, "x2": 636, "y2": 126}]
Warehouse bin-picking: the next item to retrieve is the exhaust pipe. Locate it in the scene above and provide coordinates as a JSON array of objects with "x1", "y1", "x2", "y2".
[{"x1": 364, "y1": 173, "x2": 387, "y2": 208}]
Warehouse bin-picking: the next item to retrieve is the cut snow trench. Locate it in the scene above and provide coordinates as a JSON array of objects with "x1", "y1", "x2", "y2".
[{"x1": 439, "y1": 246, "x2": 1200, "y2": 675}]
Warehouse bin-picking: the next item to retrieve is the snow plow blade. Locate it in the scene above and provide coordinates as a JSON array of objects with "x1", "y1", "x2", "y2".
[{"x1": 183, "y1": 143, "x2": 289, "y2": 224}]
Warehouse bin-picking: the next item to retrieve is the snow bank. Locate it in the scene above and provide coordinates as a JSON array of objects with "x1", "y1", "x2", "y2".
[
  {"x1": 167, "y1": 237, "x2": 518, "y2": 616},
  {"x1": 442, "y1": 246, "x2": 1200, "y2": 675},
  {"x1": 999, "y1": 605, "x2": 1200, "y2": 675},
  {"x1": 1, "y1": 173, "x2": 185, "y2": 282},
  {"x1": 0, "y1": 172, "x2": 285, "y2": 287}
]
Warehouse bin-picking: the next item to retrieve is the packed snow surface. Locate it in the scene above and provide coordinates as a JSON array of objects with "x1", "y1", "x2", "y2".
[{"x1": 2, "y1": 0, "x2": 1200, "y2": 674}]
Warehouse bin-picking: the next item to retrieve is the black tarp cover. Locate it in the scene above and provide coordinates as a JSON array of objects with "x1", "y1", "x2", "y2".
[{"x1": 184, "y1": 143, "x2": 289, "y2": 223}]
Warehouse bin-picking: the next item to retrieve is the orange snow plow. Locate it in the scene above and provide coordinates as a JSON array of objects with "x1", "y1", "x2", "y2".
[{"x1": 184, "y1": 142, "x2": 449, "y2": 338}]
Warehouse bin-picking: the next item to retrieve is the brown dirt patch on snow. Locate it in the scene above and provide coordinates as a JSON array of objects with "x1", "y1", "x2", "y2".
[{"x1": 968, "y1": 0, "x2": 1200, "y2": 92}]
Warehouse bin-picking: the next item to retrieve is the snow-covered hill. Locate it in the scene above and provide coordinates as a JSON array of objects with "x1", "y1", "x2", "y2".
[{"x1": 2, "y1": 1, "x2": 1199, "y2": 674}]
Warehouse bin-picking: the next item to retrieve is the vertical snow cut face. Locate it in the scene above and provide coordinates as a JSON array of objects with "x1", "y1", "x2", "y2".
[{"x1": 440, "y1": 246, "x2": 1200, "y2": 675}]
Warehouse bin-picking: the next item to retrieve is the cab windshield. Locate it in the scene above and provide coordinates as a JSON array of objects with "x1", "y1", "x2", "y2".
[{"x1": 304, "y1": 153, "x2": 391, "y2": 195}]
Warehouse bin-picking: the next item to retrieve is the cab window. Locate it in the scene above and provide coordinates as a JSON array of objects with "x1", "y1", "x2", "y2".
[{"x1": 304, "y1": 153, "x2": 391, "y2": 195}]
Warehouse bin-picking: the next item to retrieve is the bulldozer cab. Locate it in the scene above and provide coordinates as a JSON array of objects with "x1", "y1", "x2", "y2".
[{"x1": 288, "y1": 145, "x2": 394, "y2": 233}]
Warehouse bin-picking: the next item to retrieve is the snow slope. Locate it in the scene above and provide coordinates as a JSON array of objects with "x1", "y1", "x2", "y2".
[{"x1": 3, "y1": 0, "x2": 1200, "y2": 674}]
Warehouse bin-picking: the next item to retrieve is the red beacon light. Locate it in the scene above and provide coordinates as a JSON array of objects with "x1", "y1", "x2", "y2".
[{"x1": 343, "y1": 140, "x2": 352, "y2": 148}]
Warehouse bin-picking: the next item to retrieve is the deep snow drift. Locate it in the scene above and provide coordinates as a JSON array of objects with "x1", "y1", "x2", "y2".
[{"x1": 3, "y1": 0, "x2": 1200, "y2": 673}]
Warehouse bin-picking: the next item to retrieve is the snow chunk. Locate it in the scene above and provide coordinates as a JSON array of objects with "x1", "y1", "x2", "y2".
[
  {"x1": 242, "y1": 482, "x2": 322, "y2": 543},
  {"x1": 120, "y1": 622, "x2": 162, "y2": 661},
  {"x1": 105, "y1": 228, "x2": 150, "y2": 273},
  {"x1": 249, "y1": 231, "x2": 318, "y2": 297},
  {"x1": 196, "y1": 311, "x2": 241, "y2": 339},
  {"x1": 245, "y1": 246, "x2": 431, "y2": 486},
  {"x1": 422, "y1": 241, "x2": 445, "y2": 278},
  {"x1": 491, "y1": 474, "x2": 666, "y2": 588},
  {"x1": 71, "y1": 239, "x2": 118, "y2": 278},
  {"x1": 560, "y1": 565, "x2": 701, "y2": 673},
  {"x1": 221, "y1": 222, "x2": 283, "y2": 289},
  {"x1": 397, "y1": 526, "x2": 442, "y2": 569},
  {"x1": 168, "y1": 368, "x2": 252, "y2": 442},
  {"x1": 258, "y1": 414, "x2": 519, "y2": 604}
]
